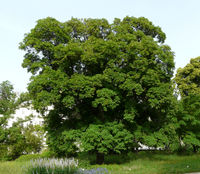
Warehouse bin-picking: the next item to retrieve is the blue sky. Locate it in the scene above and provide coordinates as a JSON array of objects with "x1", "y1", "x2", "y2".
[{"x1": 1, "y1": 0, "x2": 200, "y2": 92}]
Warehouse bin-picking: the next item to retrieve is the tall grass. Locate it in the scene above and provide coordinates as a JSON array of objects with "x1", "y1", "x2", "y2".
[{"x1": 24, "y1": 158, "x2": 78, "y2": 174}]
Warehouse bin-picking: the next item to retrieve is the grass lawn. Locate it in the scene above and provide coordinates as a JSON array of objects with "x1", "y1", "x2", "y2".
[
  {"x1": 100, "y1": 152, "x2": 200, "y2": 174},
  {"x1": 0, "y1": 161, "x2": 24, "y2": 174},
  {"x1": 79, "y1": 152, "x2": 200, "y2": 174},
  {"x1": 1, "y1": 152, "x2": 200, "y2": 174},
  {"x1": 100, "y1": 155, "x2": 200, "y2": 174}
]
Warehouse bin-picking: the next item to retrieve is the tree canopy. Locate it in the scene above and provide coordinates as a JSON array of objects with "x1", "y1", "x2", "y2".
[
  {"x1": 20, "y1": 16, "x2": 176, "y2": 163},
  {"x1": 176, "y1": 94, "x2": 200, "y2": 152},
  {"x1": 0, "y1": 81, "x2": 44, "y2": 160},
  {"x1": 0, "y1": 81, "x2": 16, "y2": 122},
  {"x1": 175, "y1": 56, "x2": 200, "y2": 97},
  {"x1": 0, "y1": 81, "x2": 16, "y2": 160},
  {"x1": 174, "y1": 57, "x2": 200, "y2": 152}
]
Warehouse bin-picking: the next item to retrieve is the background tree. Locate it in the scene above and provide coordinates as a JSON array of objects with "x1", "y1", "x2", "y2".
[
  {"x1": 0, "y1": 81, "x2": 17, "y2": 125},
  {"x1": 176, "y1": 94, "x2": 200, "y2": 153},
  {"x1": 6, "y1": 118, "x2": 44, "y2": 160},
  {"x1": 174, "y1": 57, "x2": 200, "y2": 97},
  {"x1": 174, "y1": 57, "x2": 200, "y2": 153},
  {"x1": 20, "y1": 16, "x2": 175, "y2": 163},
  {"x1": 0, "y1": 81, "x2": 44, "y2": 160},
  {"x1": 0, "y1": 81, "x2": 17, "y2": 160}
]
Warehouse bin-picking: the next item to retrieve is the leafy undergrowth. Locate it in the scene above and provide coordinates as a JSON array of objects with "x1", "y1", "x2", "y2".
[{"x1": 1, "y1": 152, "x2": 200, "y2": 174}]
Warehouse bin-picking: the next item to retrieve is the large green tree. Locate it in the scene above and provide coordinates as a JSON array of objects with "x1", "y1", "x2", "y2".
[{"x1": 20, "y1": 16, "x2": 175, "y2": 163}]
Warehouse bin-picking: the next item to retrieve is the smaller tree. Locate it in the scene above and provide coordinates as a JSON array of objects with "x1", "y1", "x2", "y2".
[
  {"x1": 7, "y1": 118, "x2": 44, "y2": 159},
  {"x1": 175, "y1": 56, "x2": 200, "y2": 97},
  {"x1": 0, "y1": 81, "x2": 17, "y2": 160},
  {"x1": 174, "y1": 57, "x2": 200, "y2": 152},
  {"x1": 0, "y1": 81, "x2": 44, "y2": 160},
  {"x1": 176, "y1": 94, "x2": 200, "y2": 153},
  {"x1": 0, "y1": 81, "x2": 17, "y2": 125}
]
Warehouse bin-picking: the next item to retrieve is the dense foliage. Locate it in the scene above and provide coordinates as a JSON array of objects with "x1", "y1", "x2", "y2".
[
  {"x1": 175, "y1": 57, "x2": 200, "y2": 97},
  {"x1": 177, "y1": 94, "x2": 200, "y2": 152},
  {"x1": 0, "y1": 81, "x2": 44, "y2": 160},
  {"x1": 174, "y1": 57, "x2": 200, "y2": 152},
  {"x1": 0, "y1": 81, "x2": 17, "y2": 160},
  {"x1": 20, "y1": 16, "x2": 177, "y2": 163}
]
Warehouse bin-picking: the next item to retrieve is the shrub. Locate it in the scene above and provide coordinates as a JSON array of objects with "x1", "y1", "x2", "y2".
[
  {"x1": 16, "y1": 149, "x2": 56, "y2": 162},
  {"x1": 15, "y1": 154, "x2": 42, "y2": 162}
]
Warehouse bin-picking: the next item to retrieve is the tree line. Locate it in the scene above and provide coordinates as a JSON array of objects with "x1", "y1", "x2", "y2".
[{"x1": 1, "y1": 16, "x2": 200, "y2": 164}]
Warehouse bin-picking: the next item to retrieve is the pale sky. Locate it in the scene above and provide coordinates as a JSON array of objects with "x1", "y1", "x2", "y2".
[{"x1": 1, "y1": 0, "x2": 200, "y2": 92}]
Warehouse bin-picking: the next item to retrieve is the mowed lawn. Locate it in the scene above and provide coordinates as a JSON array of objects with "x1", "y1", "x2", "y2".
[{"x1": 1, "y1": 152, "x2": 200, "y2": 174}]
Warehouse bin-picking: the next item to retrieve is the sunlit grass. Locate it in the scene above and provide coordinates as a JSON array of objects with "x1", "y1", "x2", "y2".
[
  {"x1": 0, "y1": 161, "x2": 24, "y2": 174},
  {"x1": 84, "y1": 152, "x2": 200, "y2": 174},
  {"x1": 1, "y1": 152, "x2": 200, "y2": 174}
]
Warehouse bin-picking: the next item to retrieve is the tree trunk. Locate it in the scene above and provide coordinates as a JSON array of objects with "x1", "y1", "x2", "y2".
[
  {"x1": 192, "y1": 145, "x2": 198, "y2": 153},
  {"x1": 133, "y1": 147, "x2": 139, "y2": 153},
  {"x1": 98, "y1": 105, "x2": 105, "y2": 122},
  {"x1": 96, "y1": 152, "x2": 104, "y2": 164}
]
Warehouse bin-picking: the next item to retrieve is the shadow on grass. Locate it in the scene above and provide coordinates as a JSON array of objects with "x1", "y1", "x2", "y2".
[{"x1": 78, "y1": 151, "x2": 200, "y2": 166}]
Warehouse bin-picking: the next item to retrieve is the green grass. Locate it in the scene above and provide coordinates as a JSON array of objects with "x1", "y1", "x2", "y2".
[
  {"x1": 0, "y1": 161, "x2": 24, "y2": 174},
  {"x1": 1, "y1": 152, "x2": 200, "y2": 174},
  {"x1": 80, "y1": 152, "x2": 200, "y2": 174}
]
